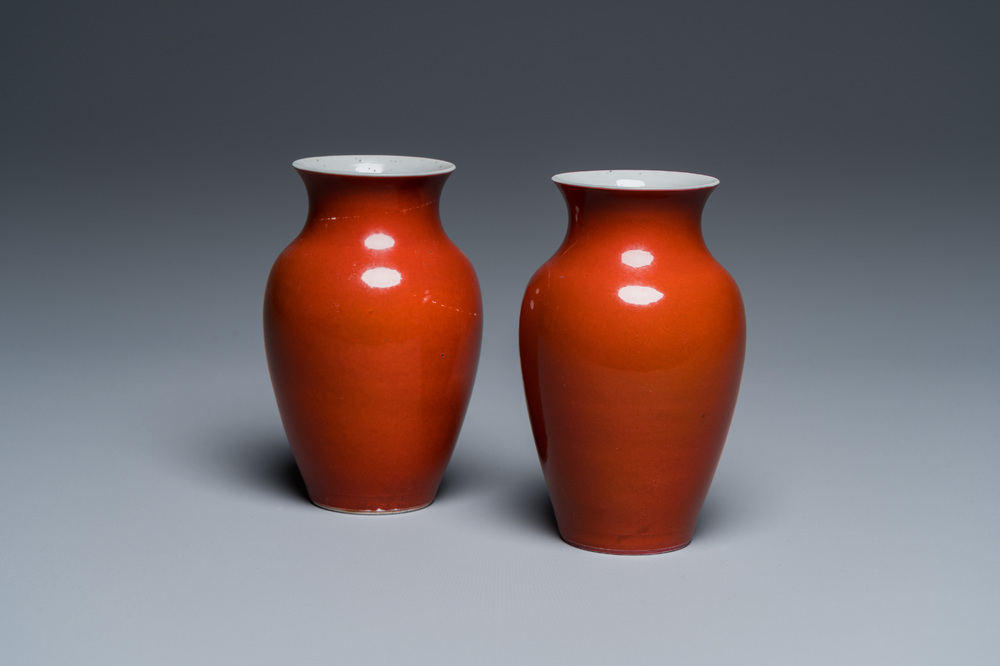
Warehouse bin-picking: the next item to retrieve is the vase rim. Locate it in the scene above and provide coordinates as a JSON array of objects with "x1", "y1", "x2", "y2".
[
  {"x1": 293, "y1": 155, "x2": 456, "y2": 177},
  {"x1": 552, "y1": 170, "x2": 719, "y2": 191}
]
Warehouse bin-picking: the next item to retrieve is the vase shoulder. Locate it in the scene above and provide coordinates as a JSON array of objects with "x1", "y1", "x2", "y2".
[
  {"x1": 269, "y1": 219, "x2": 479, "y2": 293},
  {"x1": 524, "y1": 238, "x2": 743, "y2": 367}
]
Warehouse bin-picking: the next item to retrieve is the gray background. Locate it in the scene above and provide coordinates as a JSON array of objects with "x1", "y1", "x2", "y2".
[{"x1": 3, "y1": 0, "x2": 998, "y2": 662}]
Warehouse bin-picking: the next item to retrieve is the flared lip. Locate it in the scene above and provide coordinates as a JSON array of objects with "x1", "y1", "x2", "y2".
[
  {"x1": 552, "y1": 169, "x2": 719, "y2": 191},
  {"x1": 292, "y1": 155, "x2": 456, "y2": 177}
]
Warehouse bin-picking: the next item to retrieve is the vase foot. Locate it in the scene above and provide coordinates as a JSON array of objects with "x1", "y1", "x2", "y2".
[
  {"x1": 559, "y1": 535, "x2": 692, "y2": 555},
  {"x1": 310, "y1": 499, "x2": 434, "y2": 514}
]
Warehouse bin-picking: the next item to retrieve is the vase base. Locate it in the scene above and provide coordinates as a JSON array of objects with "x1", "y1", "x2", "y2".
[
  {"x1": 310, "y1": 499, "x2": 434, "y2": 515},
  {"x1": 560, "y1": 535, "x2": 692, "y2": 555}
]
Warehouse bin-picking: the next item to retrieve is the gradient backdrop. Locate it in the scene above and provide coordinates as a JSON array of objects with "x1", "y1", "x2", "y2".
[{"x1": 3, "y1": 1, "x2": 998, "y2": 662}]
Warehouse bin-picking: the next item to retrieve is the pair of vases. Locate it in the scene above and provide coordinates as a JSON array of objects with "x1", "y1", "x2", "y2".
[{"x1": 263, "y1": 155, "x2": 745, "y2": 554}]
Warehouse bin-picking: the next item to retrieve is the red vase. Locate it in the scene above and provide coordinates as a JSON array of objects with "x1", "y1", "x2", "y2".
[
  {"x1": 519, "y1": 170, "x2": 745, "y2": 553},
  {"x1": 264, "y1": 156, "x2": 482, "y2": 513}
]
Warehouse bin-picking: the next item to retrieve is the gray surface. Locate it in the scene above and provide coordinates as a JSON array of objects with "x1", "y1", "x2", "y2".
[{"x1": 3, "y1": 1, "x2": 998, "y2": 662}]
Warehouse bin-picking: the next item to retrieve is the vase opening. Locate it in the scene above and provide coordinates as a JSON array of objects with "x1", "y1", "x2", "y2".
[
  {"x1": 293, "y1": 155, "x2": 456, "y2": 177},
  {"x1": 552, "y1": 170, "x2": 719, "y2": 191}
]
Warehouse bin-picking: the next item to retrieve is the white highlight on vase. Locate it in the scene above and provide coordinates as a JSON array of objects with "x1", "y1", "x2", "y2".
[
  {"x1": 621, "y1": 249, "x2": 654, "y2": 267},
  {"x1": 615, "y1": 178, "x2": 646, "y2": 188},
  {"x1": 618, "y1": 285, "x2": 663, "y2": 305},
  {"x1": 353, "y1": 162, "x2": 384, "y2": 174},
  {"x1": 362, "y1": 267, "x2": 402, "y2": 288},
  {"x1": 364, "y1": 233, "x2": 395, "y2": 250}
]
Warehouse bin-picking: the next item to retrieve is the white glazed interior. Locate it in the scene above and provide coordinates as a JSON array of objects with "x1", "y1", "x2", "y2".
[
  {"x1": 552, "y1": 170, "x2": 719, "y2": 190},
  {"x1": 293, "y1": 155, "x2": 456, "y2": 176}
]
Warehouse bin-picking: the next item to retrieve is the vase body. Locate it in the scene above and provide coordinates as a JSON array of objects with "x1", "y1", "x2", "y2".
[
  {"x1": 264, "y1": 155, "x2": 482, "y2": 513},
  {"x1": 519, "y1": 170, "x2": 745, "y2": 553}
]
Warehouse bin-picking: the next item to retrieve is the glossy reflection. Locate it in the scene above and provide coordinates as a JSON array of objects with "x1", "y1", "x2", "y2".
[
  {"x1": 352, "y1": 162, "x2": 384, "y2": 173},
  {"x1": 361, "y1": 267, "x2": 402, "y2": 288},
  {"x1": 364, "y1": 233, "x2": 395, "y2": 249},
  {"x1": 621, "y1": 249, "x2": 654, "y2": 267},
  {"x1": 615, "y1": 178, "x2": 646, "y2": 188},
  {"x1": 617, "y1": 285, "x2": 664, "y2": 305}
]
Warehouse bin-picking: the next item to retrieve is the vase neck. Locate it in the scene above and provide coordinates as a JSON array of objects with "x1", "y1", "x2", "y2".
[
  {"x1": 297, "y1": 170, "x2": 450, "y2": 228},
  {"x1": 558, "y1": 184, "x2": 714, "y2": 243}
]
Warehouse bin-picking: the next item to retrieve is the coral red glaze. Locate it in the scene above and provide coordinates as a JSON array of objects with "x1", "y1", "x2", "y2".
[
  {"x1": 264, "y1": 156, "x2": 482, "y2": 513},
  {"x1": 520, "y1": 170, "x2": 745, "y2": 552}
]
